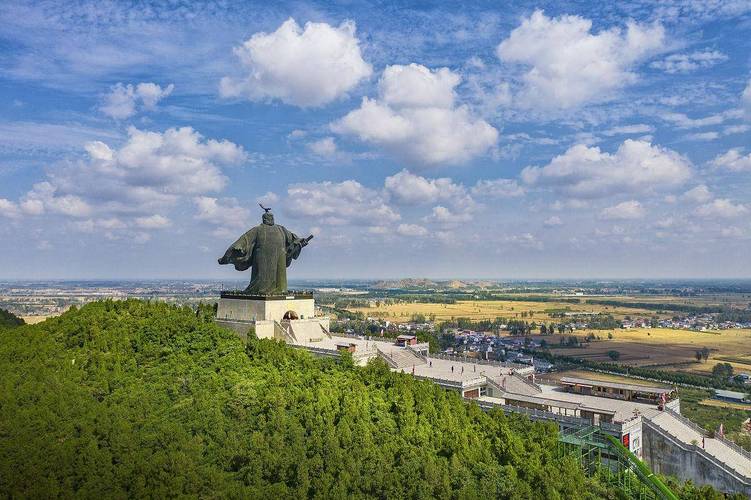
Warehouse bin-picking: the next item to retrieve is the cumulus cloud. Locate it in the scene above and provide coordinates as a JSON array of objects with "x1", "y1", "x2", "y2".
[
  {"x1": 100, "y1": 82, "x2": 174, "y2": 119},
  {"x1": 695, "y1": 199, "x2": 748, "y2": 218},
  {"x1": 285, "y1": 180, "x2": 400, "y2": 226},
  {"x1": 497, "y1": 10, "x2": 664, "y2": 109},
  {"x1": 134, "y1": 214, "x2": 171, "y2": 229},
  {"x1": 332, "y1": 64, "x2": 498, "y2": 166},
  {"x1": 600, "y1": 200, "x2": 645, "y2": 220},
  {"x1": 710, "y1": 148, "x2": 751, "y2": 172},
  {"x1": 650, "y1": 50, "x2": 727, "y2": 74},
  {"x1": 0, "y1": 199, "x2": 21, "y2": 219},
  {"x1": 521, "y1": 139, "x2": 691, "y2": 198},
  {"x1": 257, "y1": 192, "x2": 280, "y2": 206},
  {"x1": 397, "y1": 223, "x2": 428, "y2": 237},
  {"x1": 219, "y1": 18, "x2": 371, "y2": 107},
  {"x1": 681, "y1": 185, "x2": 712, "y2": 203},
  {"x1": 384, "y1": 169, "x2": 468, "y2": 205},
  {"x1": 308, "y1": 137, "x2": 337, "y2": 157},
  {"x1": 194, "y1": 196, "x2": 251, "y2": 237},
  {"x1": 424, "y1": 206, "x2": 472, "y2": 225},
  {"x1": 4, "y1": 127, "x2": 245, "y2": 238},
  {"x1": 471, "y1": 178, "x2": 525, "y2": 198}
]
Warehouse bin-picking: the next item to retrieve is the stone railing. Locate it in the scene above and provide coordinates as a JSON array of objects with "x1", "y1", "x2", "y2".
[
  {"x1": 643, "y1": 416, "x2": 751, "y2": 484},
  {"x1": 512, "y1": 372, "x2": 542, "y2": 393},
  {"x1": 406, "y1": 344, "x2": 428, "y2": 362},
  {"x1": 375, "y1": 346, "x2": 399, "y2": 369},
  {"x1": 432, "y1": 352, "x2": 530, "y2": 372}
]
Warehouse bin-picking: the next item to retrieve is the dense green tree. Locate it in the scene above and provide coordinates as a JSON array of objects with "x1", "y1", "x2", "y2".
[
  {"x1": 0, "y1": 300, "x2": 605, "y2": 499},
  {"x1": 0, "y1": 307, "x2": 24, "y2": 328}
]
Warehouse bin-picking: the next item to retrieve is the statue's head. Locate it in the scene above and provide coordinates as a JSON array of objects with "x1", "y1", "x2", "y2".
[{"x1": 262, "y1": 212, "x2": 274, "y2": 225}]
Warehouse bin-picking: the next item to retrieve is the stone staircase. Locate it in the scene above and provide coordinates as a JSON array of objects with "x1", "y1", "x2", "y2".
[
  {"x1": 643, "y1": 410, "x2": 750, "y2": 496},
  {"x1": 378, "y1": 347, "x2": 426, "y2": 369}
]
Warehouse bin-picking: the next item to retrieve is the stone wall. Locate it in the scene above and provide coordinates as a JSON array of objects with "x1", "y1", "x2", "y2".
[
  {"x1": 217, "y1": 297, "x2": 315, "y2": 322},
  {"x1": 642, "y1": 420, "x2": 750, "y2": 496}
]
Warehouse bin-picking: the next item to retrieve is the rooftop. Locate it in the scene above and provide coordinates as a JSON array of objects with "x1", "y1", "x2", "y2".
[{"x1": 560, "y1": 376, "x2": 673, "y2": 395}]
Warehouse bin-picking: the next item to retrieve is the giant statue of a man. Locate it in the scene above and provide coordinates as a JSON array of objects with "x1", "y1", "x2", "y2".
[{"x1": 218, "y1": 206, "x2": 312, "y2": 295}]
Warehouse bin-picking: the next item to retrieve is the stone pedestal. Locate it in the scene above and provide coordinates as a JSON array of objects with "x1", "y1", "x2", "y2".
[{"x1": 215, "y1": 291, "x2": 330, "y2": 343}]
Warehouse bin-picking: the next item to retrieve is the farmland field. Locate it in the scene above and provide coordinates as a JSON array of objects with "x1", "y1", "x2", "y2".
[
  {"x1": 345, "y1": 298, "x2": 751, "y2": 375},
  {"x1": 346, "y1": 299, "x2": 670, "y2": 322}
]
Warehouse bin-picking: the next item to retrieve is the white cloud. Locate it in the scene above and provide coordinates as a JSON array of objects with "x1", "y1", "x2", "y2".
[
  {"x1": 384, "y1": 169, "x2": 468, "y2": 205},
  {"x1": 742, "y1": 78, "x2": 751, "y2": 116},
  {"x1": 650, "y1": 50, "x2": 727, "y2": 74},
  {"x1": 602, "y1": 124, "x2": 655, "y2": 136},
  {"x1": 193, "y1": 196, "x2": 251, "y2": 238},
  {"x1": 685, "y1": 131, "x2": 719, "y2": 141},
  {"x1": 660, "y1": 111, "x2": 727, "y2": 129},
  {"x1": 4, "y1": 127, "x2": 245, "y2": 236},
  {"x1": 379, "y1": 64, "x2": 459, "y2": 108},
  {"x1": 219, "y1": 18, "x2": 371, "y2": 107},
  {"x1": 332, "y1": 64, "x2": 497, "y2": 166},
  {"x1": 134, "y1": 214, "x2": 171, "y2": 229},
  {"x1": 544, "y1": 215, "x2": 563, "y2": 227},
  {"x1": 0, "y1": 199, "x2": 21, "y2": 219},
  {"x1": 285, "y1": 180, "x2": 400, "y2": 226},
  {"x1": 505, "y1": 233, "x2": 543, "y2": 250},
  {"x1": 710, "y1": 148, "x2": 751, "y2": 172},
  {"x1": 397, "y1": 223, "x2": 428, "y2": 237},
  {"x1": 471, "y1": 178, "x2": 525, "y2": 198},
  {"x1": 723, "y1": 124, "x2": 750, "y2": 135},
  {"x1": 696, "y1": 199, "x2": 748, "y2": 218},
  {"x1": 100, "y1": 82, "x2": 174, "y2": 119},
  {"x1": 681, "y1": 185, "x2": 712, "y2": 203},
  {"x1": 424, "y1": 206, "x2": 472, "y2": 225},
  {"x1": 600, "y1": 200, "x2": 645, "y2": 220},
  {"x1": 521, "y1": 139, "x2": 691, "y2": 198},
  {"x1": 497, "y1": 10, "x2": 664, "y2": 109},
  {"x1": 257, "y1": 192, "x2": 280, "y2": 207},
  {"x1": 308, "y1": 137, "x2": 337, "y2": 157}
]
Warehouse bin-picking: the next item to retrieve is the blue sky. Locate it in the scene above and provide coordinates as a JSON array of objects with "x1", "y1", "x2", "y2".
[{"x1": 1, "y1": 0, "x2": 750, "y2": 280}]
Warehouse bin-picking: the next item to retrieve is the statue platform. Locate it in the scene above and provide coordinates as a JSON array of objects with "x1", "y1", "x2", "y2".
[{"x1": 215, "y1": 290, "x2": 330, "y2": 343}]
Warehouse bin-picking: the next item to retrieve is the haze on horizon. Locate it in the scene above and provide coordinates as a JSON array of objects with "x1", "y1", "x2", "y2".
[{"x1": 1, "y1": 1, "x2": 750, "y2": 280}]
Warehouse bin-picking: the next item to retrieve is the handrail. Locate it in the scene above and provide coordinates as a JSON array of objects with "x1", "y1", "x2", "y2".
[
  {"x1": 663, "y1": 407, "x2": 751, "y2": 462},
  {"x1": 375, "y1": 346, "x2": 399, "y2": 368},
  {"x1": 432, "y1": 352, "x2": 531, "y2": 372},
  {"x1": 643, "y1": 415, "x2": 751, "y2": 483},
  {"x1": 319, "y1": 323, "x2": 333, "y2": 339},
  {"x1": 512, "y1": 372, "x2": 542, "y2": 393},
  {"x1": 406, "y1": 344, "x2": 428, "y2": 362}
]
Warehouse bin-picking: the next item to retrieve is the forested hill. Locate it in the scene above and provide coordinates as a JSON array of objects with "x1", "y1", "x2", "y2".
[
  {"x1": 0, "y1": 307, "x2": 23, "y2": 328},
  {"x1": 0, "y1": 300, "x2": 605, "y2": 498}
]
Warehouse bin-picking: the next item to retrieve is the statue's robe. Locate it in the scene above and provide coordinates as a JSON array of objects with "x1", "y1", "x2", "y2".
[{"x1": 219, "y1": 223, "x2": 304, "y2": 294}]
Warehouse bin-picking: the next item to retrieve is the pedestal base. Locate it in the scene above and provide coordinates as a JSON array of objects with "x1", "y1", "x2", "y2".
[{"x1": 215, "y1": 291, "x2": 330, "y2": 343}]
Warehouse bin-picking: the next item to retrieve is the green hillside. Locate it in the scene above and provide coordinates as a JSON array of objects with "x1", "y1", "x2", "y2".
[
  {"x1": 0, "y1": 300, "x2": 615, "y2": 498},
  {"x1": 0, "y1": 307, "x2": 24, "y2": 328}
]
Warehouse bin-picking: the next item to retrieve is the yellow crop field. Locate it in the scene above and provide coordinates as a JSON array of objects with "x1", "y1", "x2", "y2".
[
  {"x1": 346, "y1": 299, "x2": 663, "y2": 323},
  {"x1": 549, "y1": 328, "x2": 751, "y2": 372}
]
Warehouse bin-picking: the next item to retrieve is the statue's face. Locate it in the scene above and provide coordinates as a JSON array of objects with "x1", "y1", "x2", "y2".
[{"x1": 262, "y1": 213, "x2": 274, "y2": 225}]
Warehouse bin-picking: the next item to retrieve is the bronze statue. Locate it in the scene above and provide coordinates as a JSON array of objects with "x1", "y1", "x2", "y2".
[{"x1": 218, "y1": 205, "x2": 313, "y2": 294}]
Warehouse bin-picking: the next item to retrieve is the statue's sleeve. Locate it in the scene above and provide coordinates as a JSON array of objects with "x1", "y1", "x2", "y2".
[
  {"x1": 282, "y1": 226, "x2": 303, "y2": 267},
  {"x1": 218, "y1": 228, "x2": 256, "y2": 272}
]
